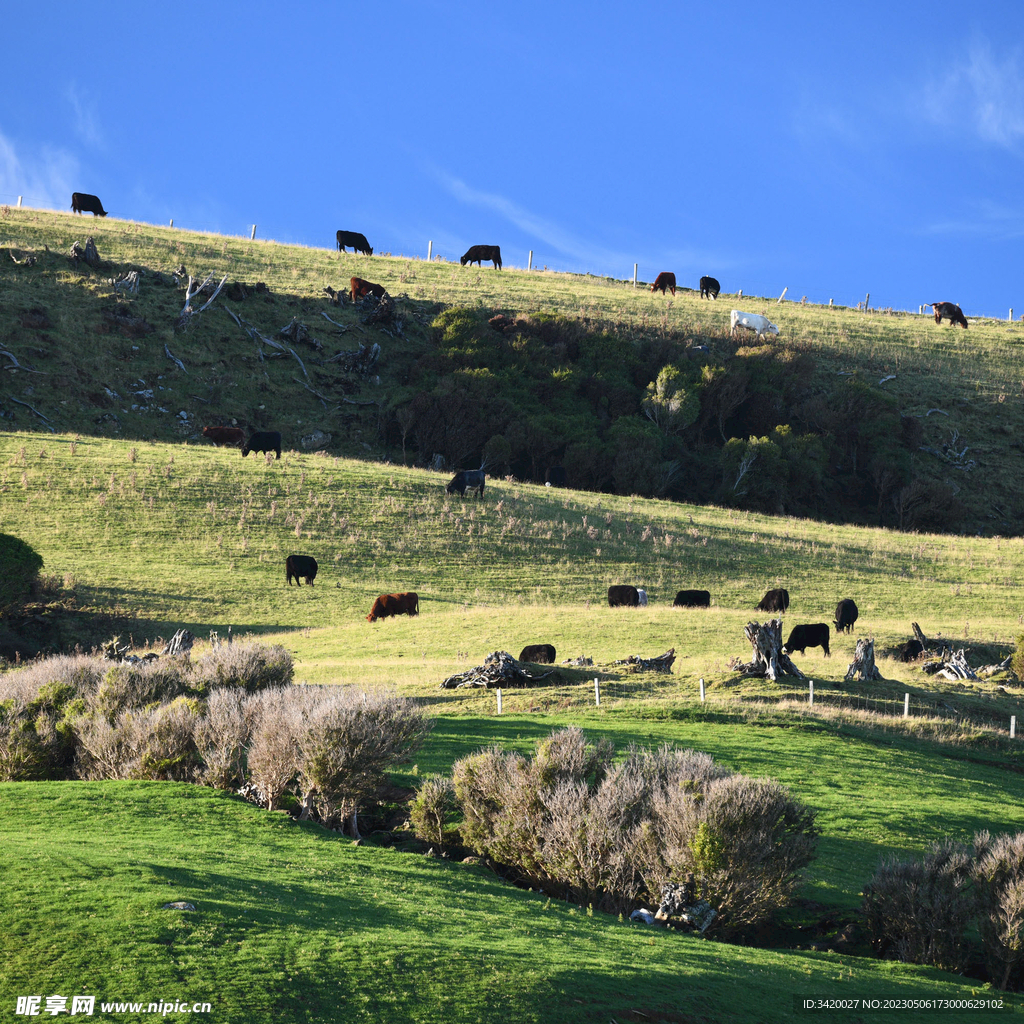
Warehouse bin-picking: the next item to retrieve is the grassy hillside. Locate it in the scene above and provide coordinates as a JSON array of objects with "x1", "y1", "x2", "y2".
[{"x1": 1, "y1": 207, "x2": 1022, "y2": 533}]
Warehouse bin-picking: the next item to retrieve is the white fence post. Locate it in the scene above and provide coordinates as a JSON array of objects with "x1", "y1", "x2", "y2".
[
  {"x1": 1012, "y1": 716, "x2": 1017, "y2": 739},
  {"x1": 829, "y1": 298, "x2": 833, "y2": 306},
  {"x1": 528, "y1": 250, "x2": 533, "y2": 271},
  {"x1": 699, "y1": 678, "x2": 705, "y2": 702},
  {"x1": 632, "y1": 264, "x2": 638, "y2": 289},
  {"x1": 737, "y1": 288, "x2": 742, "y2": 300},
  {"x1": 864, "y1": 292, "x2": 870, "y2": 311},
  {"x1": 169, "y1": 218, "x2": 174, "y2": 228},
  {"x1": 250, "y1": 225, "x2": 257, "y2": 240},
  {"x1": 1010, "y1": 308, "x2": 1014, "y2": 322},
  {"x1": 17, "y1": 196, "x2": 22, "y2": 207},
  {"x1": 777, "y1": 287, "x2": 788, "y2": 304},
  {"x1": 809, "y1": 680, "x2": 814, "y2": 706},
  {"x1": 904, "y1": 693, "x2": 910, "y2": 718},
  {"x1": 496, "y1": 688, "x2": 502, "y2": 714},
  {"x1": 594, "y1": 677, "x2": 601, "y2": 706},
  {"x1": 427, "y1": 240, "x2": 432, "y2": 262}
]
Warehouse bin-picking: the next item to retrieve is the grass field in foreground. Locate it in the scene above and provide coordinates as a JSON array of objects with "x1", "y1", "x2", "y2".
[{"x1": 1, "y1": 783, "x2": 1018, "y2": 1024}]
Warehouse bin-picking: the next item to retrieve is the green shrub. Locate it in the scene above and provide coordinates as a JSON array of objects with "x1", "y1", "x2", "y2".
[
  {"x1": 0, "y1": 534, "x2": 43, "y2": 615},
  {"x1": 409, "y1": 775, "x2": 458, "y2": 847}
]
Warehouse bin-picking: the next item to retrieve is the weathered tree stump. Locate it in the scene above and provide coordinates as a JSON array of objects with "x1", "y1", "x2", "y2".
[
  {"x1": 278, "y1": 317, "x2": 323, "y2": 353},
  {"x1": 162, "y1": 628, "x2": 196, "y2": 658},
  {"x1": 734, "y1": 619, "x2": 805, "y2": 682},
  {"x1": 440, "y1": 650, "x2": 556, "y2": 689},
  {"x1": 845, "y1": 638, "x2": 882, "y2": 681}
]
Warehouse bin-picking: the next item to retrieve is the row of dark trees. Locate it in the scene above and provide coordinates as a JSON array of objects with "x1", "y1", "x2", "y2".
[{"x1": 380, "y1": 308, "x2": 958, "y2": 530}]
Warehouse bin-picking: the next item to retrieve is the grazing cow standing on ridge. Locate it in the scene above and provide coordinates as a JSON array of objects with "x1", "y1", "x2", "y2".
[
  {"x1": 367, "y1": 592, "x2": 419, "y2": 622},
  {"x1": 336, "y1": 230, "x2": 373, "y2": 255},
  {"x1": 757, "y1": 588, "x2": 790, "y2": 613},
  {"x1": 460, "y1": 245, "x2": 502, "y2": 269},
  {"x1": 833, "y1": 599, "x2": 859, "y2": 634},
  {"x1": 607, "y1": 585, "x2": 640, "y2": 607},
  {"x1": 930, "y1": 302, "x2": 968, "y2": 328},
  {"x1": 71, "y1": 192, "x2": 107, "y2": 216},
  {"x1": 700, "y1": 276, "x2": 720, "y2": 299},
  {"x1": 674, "y1": 589, "x2": 711, "y2": 608},
  {"x1": 652, "y1": 272, "x2": 676, "y2": 295},
  {"x1": 731, "y1": 310, "x2": 779, "y2": 340},
  {"x1": 286, "y1": 555, "x2": 318, "y2": 586},
  {"x1": 446, "y1": 470, "x2": 485, "y2": 497}
]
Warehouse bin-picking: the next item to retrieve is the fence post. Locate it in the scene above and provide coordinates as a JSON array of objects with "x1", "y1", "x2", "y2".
[
  {"x1": 594, "y1": 677, "x2": 601, "y2": 707},
  {"x1": 777, "y1": 286, "x2": 788, "y2": 304},
  {"x1": 528, "y1": 250, "x2": 533, "y2": 271},
  {"x1": 699, "y1": 678, "x2": 705, "y2": 702},
  {"x1": 17, "y1": 196, "x2": 22, "y2": 208},
  {"x1": 904, "y1": 693, "x2": 910, "y2": 718},
  {"x1": 250, "y1": 225, "x2": 257, "y2": 240},
  {"x1": 1010, "y1": 308, "x2": 1014, "y2": 322},
  {"x1": 427, "y1": 240, "x2": 432, "y2": 262},
  {"x1": 864, "y1": 292, "x2": 870, "y2": 312},
  {"x1": 633, "y1": 264, "x2": 637, "y2": 289},
  {"x1": 809, "y1": 680, "x2": 814, "y2": 706},
  {"x1": 737, "y1": 288, "x2": 742, "y2": 300},
  {"x1": 169, "y1": 218, "x2": 174, "y2": 228},
  {"x1": 496, "y1": 688, "x2": 502, "y2": 714},
  {"x1": 1012, "y1": 715, "x2": 1017, "y2": 739},
  {"x1": 829, "y1": 298, "x2": 833, "y2": 306}
]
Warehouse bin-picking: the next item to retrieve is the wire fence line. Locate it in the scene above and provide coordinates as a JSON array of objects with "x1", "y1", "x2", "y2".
[{"x1": 482, "y1": 672, "x2": 1022, "y2": 737}]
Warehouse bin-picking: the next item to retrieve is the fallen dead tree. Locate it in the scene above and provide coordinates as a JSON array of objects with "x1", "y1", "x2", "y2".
[
  {"x1": 324, "y1": 340, "x2": 380, "y2": 374},
  {"x1": 224, "y1": 306, "x2": 309, "y2": 380},
  {"x1": 440, "y1": 650, "x2": 558, "y2": 689},
  {"x1": 175, "y1": 271, "x2": 226, "y2": 331},
  {"x1": 278, "y1": 317, "x2": 323, "y2": 353},
  {"x1": 922, "y1": 647, "x2": 980, "y2": 682},
  {"x1": 733, "y1": 620, "x2": 805, "y2": 682},
  {"x1": 614, "y1": 648, "x2": 676, "y2": 673}
]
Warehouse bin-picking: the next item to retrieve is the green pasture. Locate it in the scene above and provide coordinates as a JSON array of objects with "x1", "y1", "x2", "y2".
[{"x1": 1, "y1": 782, "x2": 1018, "y2": 1024}]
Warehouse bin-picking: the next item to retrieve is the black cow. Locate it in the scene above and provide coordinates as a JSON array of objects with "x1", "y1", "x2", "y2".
[
  {"x1": 756, "y1": 588, "x2": 790, "y2": 613},
  {"x1": 242, "y1": 431, "x2": 282, "y2": 459},
  {"x1": 608, "y1": 585, "x2": 640, "y2": 607},
  {"x1": 545, "y1": 466, "x2": 568, "y2": 487},
  {"x1": 894, "y1": 638, "x2": 925, "y2": 662},
  {"x1": 783, "y1": 623, "x2": 830, "y2": 657},
  {"x1": 461, "y1": 245, "x2": 502, "y2": 269},
  {"x1": 673, "y1": 589, "x2": 711, "y2": 608},
  {"x1": 336, "y1": 230, "x2": 373, "y2": 255},
  {"x1": 71, "y1": 192, "x2": 108, "y2": 216},
  {"x1": 519, "y1": 644, "x2": 556, "y2": 664},
  {"x1": 446, "y1": 470, "x2": 485, "y2": 497},
  {"x1": 700, "y1": 276, "x2": 720, "y2": 299},
  {"x1": 833, "y1": 598, "x2": 859, "y2": 634},
  {"x1": 930, "y1": 301, "x2": 968, "y2": 329},
  {"x1": 286, "y1": 555, "x2": 318, "y2": 586}
]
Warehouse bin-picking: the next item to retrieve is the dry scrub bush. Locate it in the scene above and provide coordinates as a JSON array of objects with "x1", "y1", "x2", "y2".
[
  {"x1": 295, "y1": 689, "x2": 431, "y2": 836},
  {"x1": 191, "y1": 642, "x2": 294, "y2": 693},
  {"x1": 862, "y1": 840, "x2": 977, "y2": 972},
  {"x1": 450, "y1": 728, "x2": 817, "y2": 930},
  {"x1": 409, "y1": 775, "x2": 457, "y2": 847},
  {"x1": 77, "y1": 698, "x2": 200, "y2": 781},
  {"x1": 92, "y1": 661, "x2": 189, "y2": 721},
  {"x1": 194, "y1": 688, "x2": 248, "y2": 789},
  {"x1": 976, "y1": 832, "x2": 1024, "y2": 989},
  {"x1": 244, "y1": 687, "x2": 309, "y2": 810}
]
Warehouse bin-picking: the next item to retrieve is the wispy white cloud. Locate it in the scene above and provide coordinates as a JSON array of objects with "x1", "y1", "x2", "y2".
[
  {"x1": 422, "y1": 160, "x2": 730, "y2": 275},
  {"x1": 0, "y1": 129, "x2": 78, "y2": 210},
  {"x1": 66, "y1": 83, "x2": 103, "y2": 149},
  {"x1": 919, "y1": 41, "x2": 1024, "y2": 148}
]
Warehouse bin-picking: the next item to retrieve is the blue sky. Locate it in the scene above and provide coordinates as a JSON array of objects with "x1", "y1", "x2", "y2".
[{"x1": 3, "y1": 1, "x2": 1024, "y2": 316}]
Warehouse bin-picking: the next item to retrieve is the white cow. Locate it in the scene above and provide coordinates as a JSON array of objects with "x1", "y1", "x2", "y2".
[{"x1": 730, "y1": 310, "x2": 779, "y2": 340}]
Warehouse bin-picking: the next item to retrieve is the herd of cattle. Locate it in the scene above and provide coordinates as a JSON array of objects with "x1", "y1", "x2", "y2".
[{"x1": 70, "y1": 190, "x2": 972, "y2": 332}]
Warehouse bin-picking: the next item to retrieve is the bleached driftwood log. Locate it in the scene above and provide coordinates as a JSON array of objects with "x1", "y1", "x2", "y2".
[
  {"x1": 937, "y1": 648, "x2": 979, "y2": 682},
  {"x1": 615, "y1": 649, "x2": 676, "y2": 674},
  {"x1": 439, "y1": 650, "x2": 556, "y2": 689},
  {"x1": 162, "y1": 629, "x2": 196, "y2": 658},
  {"x1": 224, "y1": 306, "x2": 309, "y2": 380},
  {"x1": 845, "y1": 638, "x2": 882, "y2": 682},
  {"x1": 111, "y1": 270, "x2": 140, "y2": 294},
  {"x1": 734, "y1": 619, "x2": 805, "y2": 682}
]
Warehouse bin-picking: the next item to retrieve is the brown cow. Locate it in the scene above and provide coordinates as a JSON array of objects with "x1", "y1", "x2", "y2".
[
  {"x1": 652, "y1": 272, "x2": 676, "y2": 295},
  {"x1": 351, "y1": 277, "x2": 387, "y2": 302},
  {"x1": 202, "y1": 426, "x2": 245, "y2": 447},
  {"x1": 366, "y1": 592, "x2": 419, "y2": 622}
]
